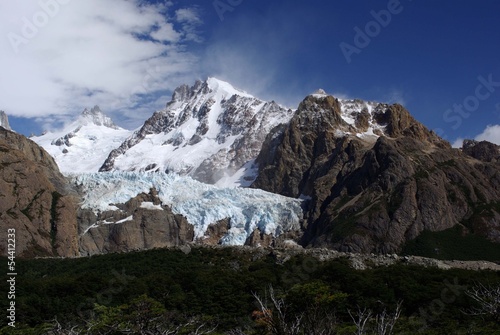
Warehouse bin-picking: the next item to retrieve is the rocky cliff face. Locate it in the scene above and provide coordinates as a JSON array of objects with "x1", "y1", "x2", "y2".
[
  {"x1": 0, "y1": 128, "x2": 79, "y2": 257},
  {"x1": 79, "y1": 188, "x2": 193, "y2": 256},
  {"x1": 252, "y1": 94, "x2": 500, "y2": 253}
]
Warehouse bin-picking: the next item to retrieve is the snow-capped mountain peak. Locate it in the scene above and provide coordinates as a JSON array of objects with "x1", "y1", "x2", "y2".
[
  {"x1": 100, "y1": 78, "x2": 294, "y2": 186},
  {"x1": 205, "y1": 77, "x2": 253, "y2": 98},
  {"x1": 33, "y1": 107, "x2": 132, "y2": 173},
  {"x1": 79, "y1": 105, "x2": 119, "y2": 129},
  {"x1": 312, "y1": 88, "x2": 327, "y2": 96}
]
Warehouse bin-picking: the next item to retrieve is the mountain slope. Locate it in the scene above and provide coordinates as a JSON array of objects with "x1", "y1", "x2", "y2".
[
  {"x1": 252, "y1": 93, "x2": 500, "y2": 254},
  {"x1": 99, "y1": 78, "x2": 294, "y2": 186},
  {"x1": 33, "y1": 106, "x2": 132, "y2": 173}
]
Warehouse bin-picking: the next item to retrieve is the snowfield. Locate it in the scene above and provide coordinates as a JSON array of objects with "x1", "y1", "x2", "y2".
[{"x1": 72, "y1": 172, "x2": 304, "y2": 245}]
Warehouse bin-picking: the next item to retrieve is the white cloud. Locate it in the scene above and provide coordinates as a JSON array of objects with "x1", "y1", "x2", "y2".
[
  {"x1": 451, "y1": 138, "x2": 464, "y2": 148},
  {"x1": 452, "y1": 124, "x2": 500, "y2": 148},
  {"x1": 474, "y1": 124, "x2": 500, "y2": 145},
  {"x1": 0, "y1": 0, "x2": 202, "y2": 128},
  {"x1": 176, "y1": 8, "x2": 201, "y2": 25},
  {"x1": 151, "y1": 23, "x2": 181, "y2": 43}
]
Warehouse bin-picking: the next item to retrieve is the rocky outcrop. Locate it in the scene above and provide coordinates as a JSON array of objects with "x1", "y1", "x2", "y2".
[
  {"x1": 79, "y1": 189, "x2": 194, "y2": 255},
  {"x1": 243, "y1": 229, "x2": 304, "y2": 248},
  {"x1": 0, "y1": 128, "x2": 79, "y2": 257},
  {"x1": 245, "y1": 229, "x2": 275, "y2": 247},
  {"x1": 198, "y1": 218, "x2": 231, "y2": 245},
  {"x1": 462, "y1": 139, "x2": 499, "y2": 163},
  {"x1": 252, "y1": 94, "x2": 500, "y2": 254}
]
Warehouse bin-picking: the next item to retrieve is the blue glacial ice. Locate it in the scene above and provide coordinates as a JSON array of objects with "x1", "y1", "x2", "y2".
[{"x1": 72, "y1": 172, "x2": 303, "y2": 245}]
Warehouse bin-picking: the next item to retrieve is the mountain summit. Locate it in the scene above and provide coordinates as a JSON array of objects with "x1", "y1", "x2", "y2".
[
  {"x1": 99, "y1": 78, "x2": 294, "y2": 186},
  {"x1": 79, "y1": 105, "x2": 120, "y2": 129},
  {"x1": 32, "y1": 107, "x2": 131, "y2": 173}
]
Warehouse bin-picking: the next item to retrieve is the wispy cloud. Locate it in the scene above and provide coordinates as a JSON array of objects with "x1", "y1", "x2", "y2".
[
  {"x1": 0, "y1": 0, "x2": 202, "y2": 128},
  {"x1": 175, "y1": 7, "x2": 203, "y2": 42},
  {"x1": 382, "y1": 88, "x2": 407, "y2": 106}
]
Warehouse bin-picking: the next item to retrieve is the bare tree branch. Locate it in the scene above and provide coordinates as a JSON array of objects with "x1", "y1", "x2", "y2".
[
  {"x1": 464, "y1": 283, "x2": 500, "y2": 321},
  {"x1": 253, "y1": 285, "x2": 303, "y2": 335},
  {"x1": 375, "y1": 300, "x2": 403, "y2": 335},
  {"x1": 348, "y1": 306, "x2": 372, "y2": 335}
]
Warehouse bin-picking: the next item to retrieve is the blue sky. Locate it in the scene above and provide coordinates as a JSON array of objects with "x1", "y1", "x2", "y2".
[{"x1": 1, "y1": 0, "x2": 499, "y2": 145}]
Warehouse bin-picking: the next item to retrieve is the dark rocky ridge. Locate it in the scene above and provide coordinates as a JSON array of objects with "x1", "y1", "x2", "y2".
[{"x1": 252, "y1": 94, "x2": 500, "y2": 254}]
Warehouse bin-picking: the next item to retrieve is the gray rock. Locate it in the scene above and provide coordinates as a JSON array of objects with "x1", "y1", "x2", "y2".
[{"x1": 78, "y1": 189, "x2": 194, "y2": 256}]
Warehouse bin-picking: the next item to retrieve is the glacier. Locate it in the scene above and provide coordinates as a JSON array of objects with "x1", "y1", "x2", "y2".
[{"x1": 72, "y1": 172, "x2": 304, "y2": 245}]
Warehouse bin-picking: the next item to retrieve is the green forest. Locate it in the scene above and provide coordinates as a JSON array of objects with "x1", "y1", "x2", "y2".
[{"x1": 1, "y1": 247, "x2": 499, "y2": 334}]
